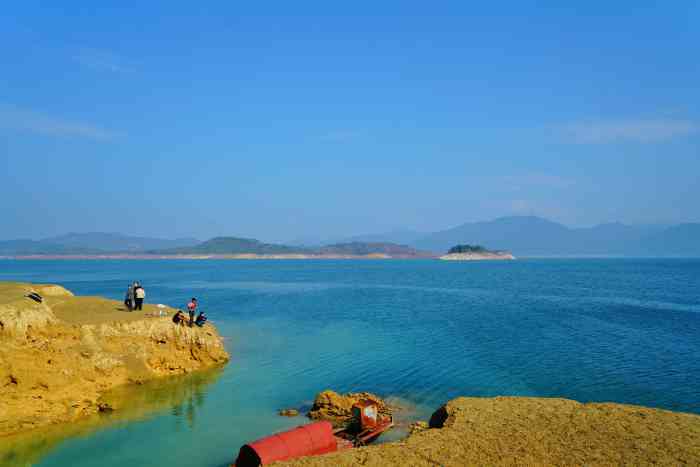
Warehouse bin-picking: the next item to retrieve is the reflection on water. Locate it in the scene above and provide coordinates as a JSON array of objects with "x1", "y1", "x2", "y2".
[{"x1": 0, "y1": 366, "x2": 225, "y2": 467}]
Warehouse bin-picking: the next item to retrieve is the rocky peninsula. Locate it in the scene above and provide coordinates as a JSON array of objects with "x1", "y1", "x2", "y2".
[
  {"x1": 0, "y1": 282, "x2": 229, "y2": 437},
  {"x1": 280, "y1": 396, "x2": 700, "y2": 466}
]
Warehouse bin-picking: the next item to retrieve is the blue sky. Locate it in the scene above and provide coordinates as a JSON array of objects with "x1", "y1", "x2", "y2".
[{"x1": 1, "y1": 2, "x2": 698, "y2": 242}]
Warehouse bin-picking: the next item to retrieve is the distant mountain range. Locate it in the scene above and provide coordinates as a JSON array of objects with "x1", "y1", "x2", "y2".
[
  {"x1": 152, "y1": 237, "x2": 303, "y2": 255},
  {"x1": 0, "y1": 233, "x2": 199, "y2": 255},
  {"x1": 316, "y1": 242, "x2": 432, "y2": 257},
  {"x1": 375, "y1": 216, "x2": 699, "y2": 256},
  {"x1": 1, "y1": 217, "x2": 698, "y2": 257},
  {"x1": 0, "y1": 233, "x2": 429, "y2": 258},
  {"x1": 291, "y1": 216, "x2": 699, "y2": 256},
  {"x1": 150, "y1": 237, "x2": 428, "y2": 257},
  {"x1": 337, "y1": 229, "x2": 425, "y2": 246},
  {"x1": 287, "y1": 229, "x2": 424, "y2": 248}
]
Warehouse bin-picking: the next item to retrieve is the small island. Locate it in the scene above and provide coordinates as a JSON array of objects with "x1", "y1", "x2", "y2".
[{"x1": 439, "y1": 244, "x2": 515, "y2": 261}]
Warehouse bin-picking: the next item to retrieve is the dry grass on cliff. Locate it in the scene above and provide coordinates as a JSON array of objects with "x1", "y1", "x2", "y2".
[
  {"x1": 51, "y1": 296, "x2": 174, "y2": 325},
  {"x1": 0, "y1": 281, "x2": 176, "y2": 325}
]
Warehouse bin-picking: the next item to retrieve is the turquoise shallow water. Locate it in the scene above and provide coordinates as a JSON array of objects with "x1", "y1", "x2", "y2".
[{"x1": 1, "y1": 258, "x2": 699, "y2": 466}]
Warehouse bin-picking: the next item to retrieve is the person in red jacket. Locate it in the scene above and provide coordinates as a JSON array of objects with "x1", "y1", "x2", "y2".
[{"x1": 187, "y1": 298, "x2": 197, "y2": 327}]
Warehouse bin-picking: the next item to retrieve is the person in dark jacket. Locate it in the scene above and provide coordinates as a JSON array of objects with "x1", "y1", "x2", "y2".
[
  {"x1": 125, "y1": 284, "x2": 134, "y2": 311},
  {"x1": 172, "y1": 310, "x2": 187, "y2": 326},
  {"x1": 194, "y1": 311, "x2": 207, "y2": 327}
]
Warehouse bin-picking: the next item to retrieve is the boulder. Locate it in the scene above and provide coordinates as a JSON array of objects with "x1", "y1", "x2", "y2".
[{"x1": 308, "y1": 390, "x2": 391, "y2": 427}]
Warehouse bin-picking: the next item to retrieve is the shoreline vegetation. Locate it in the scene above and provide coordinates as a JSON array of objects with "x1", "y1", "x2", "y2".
[
  {"x1": 0, "y1": 236, "x2": 518, "y2": 261},
  {"x1": 0, "y1": 237, "x2": 436, "y2": 259},
  {"x1": 2, "y1": 254, "x2": 429, "y2": 260},
  {"x1": 439, "y1": 244, "x2": 515, "y2": 261},
  {"x1": 0, "y1": 282, "x2": 229, "y2": 439},
  {"x1": 0, "y1": 242, "x2": 514, "y2": 261}
]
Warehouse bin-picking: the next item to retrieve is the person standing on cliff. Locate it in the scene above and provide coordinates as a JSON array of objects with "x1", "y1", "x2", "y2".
[
  {"x1": 187, "y1": 298, "x2": 197, "y2": 327},
  {"x1": 134, "y1": 284, "x2": 145, "y2": 310},
  {"x1": 125, "y1": 284, "x2": 134, "y2": 311}
]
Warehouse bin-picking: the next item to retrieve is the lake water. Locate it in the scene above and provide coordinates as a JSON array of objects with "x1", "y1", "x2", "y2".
[{"x1": 1, "y1": 259, "x2": 699, "y2": 466}]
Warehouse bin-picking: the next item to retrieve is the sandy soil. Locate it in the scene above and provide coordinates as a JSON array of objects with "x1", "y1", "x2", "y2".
[{"x1": 279, "y1": 396, "x2": 700, "y2": 466}]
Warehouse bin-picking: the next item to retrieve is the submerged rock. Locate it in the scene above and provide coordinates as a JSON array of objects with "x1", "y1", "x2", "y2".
[
  {"x1": 279, "y1": 408, "x2": 300, "y2": 417},
  {"x1": 307, "y1": 390, "x2": 392, "y2": 427}
]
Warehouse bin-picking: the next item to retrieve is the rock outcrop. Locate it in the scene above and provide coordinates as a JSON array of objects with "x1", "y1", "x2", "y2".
[
  {"x1": 308, "y1": 390, "x2": 392, "y2": 428},
  {"x1": 0, "y1": 282, "x2": 229, "y2": 437},
  {"x1": 282, "y1": 396, "x2": 700, "y2": 466}
]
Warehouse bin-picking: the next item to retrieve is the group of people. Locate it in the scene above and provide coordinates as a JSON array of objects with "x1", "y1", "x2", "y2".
[
  {"x1": 124, "y1": 281, "x2": 146, "y2": 311},
  {"x1": 172, "y1": 297, "x2": 207, "y2": 327},
  {"x1": 123, "y1": 284, "x2": 208, "y2": 327}
]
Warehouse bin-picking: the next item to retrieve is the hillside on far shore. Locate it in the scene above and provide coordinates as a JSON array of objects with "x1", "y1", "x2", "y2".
[
  {"x1": 2, "y1": 216, "x2": 700, "y2": 257},
  {"x1": 149, "y1": 237, "x2": 431, "y2": 257}
]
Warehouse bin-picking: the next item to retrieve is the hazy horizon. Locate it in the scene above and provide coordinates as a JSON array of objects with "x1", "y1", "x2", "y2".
[
  {"x1": 0, "y1": 215, "x2": 692, "y2": 246},
  {"x1": 2, "y1": 3, "x2": 699, "y2": 242}
]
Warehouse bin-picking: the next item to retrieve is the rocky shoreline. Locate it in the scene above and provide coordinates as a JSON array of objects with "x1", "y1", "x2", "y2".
[
  {"x1": 0, "y1": 282, "x2": 229, "y2": 437},
  {"x1": 2, "y1": 254, "x2": 429, "y2": 260},
  {"x1": 279, "y1": 396, "x2": 700, "y2": 466}
]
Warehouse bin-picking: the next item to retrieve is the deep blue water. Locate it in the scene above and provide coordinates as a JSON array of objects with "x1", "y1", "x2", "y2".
[{"x1": 1, "y1": 259, "x2": 699, "y2": 467}]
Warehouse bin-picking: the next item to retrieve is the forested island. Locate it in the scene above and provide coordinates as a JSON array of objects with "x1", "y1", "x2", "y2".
[{"x1": 440, "y1": 244, "x2": 515, "y2": 261}]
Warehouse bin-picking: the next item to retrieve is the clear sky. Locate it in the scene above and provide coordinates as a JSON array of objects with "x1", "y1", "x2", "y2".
[{"x1": 1, "y1": 2, "x2": 698, "y2": 242}]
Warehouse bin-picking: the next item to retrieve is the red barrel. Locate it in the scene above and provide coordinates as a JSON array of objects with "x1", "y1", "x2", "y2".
[{"x1": 234, "y1": 421, "x2": 337, "y2": 466}]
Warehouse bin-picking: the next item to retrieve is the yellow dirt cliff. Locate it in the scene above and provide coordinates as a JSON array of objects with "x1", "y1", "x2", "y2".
[{"x1": 0, "y1": 282, "x2": 229, "y2": 437}]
